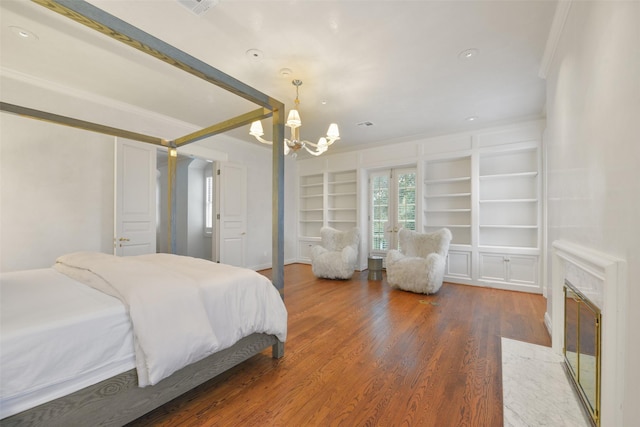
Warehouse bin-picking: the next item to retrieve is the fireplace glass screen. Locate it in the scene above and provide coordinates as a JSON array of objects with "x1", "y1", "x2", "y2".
[{"x1": 564, "y1": 280, "x2": 601, "y2": 426}]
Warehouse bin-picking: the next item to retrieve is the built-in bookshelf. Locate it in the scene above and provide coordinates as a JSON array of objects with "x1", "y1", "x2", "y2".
[
  {"x1": 423, "y1": 156, "x2": 472, "y2": 245},
  {"x1": 478, "y1": 147, "x2": 539, "y2": 249},
  {"x1": 295, "y1": 123, "x2": 544, "y2": 292},
  {"x1": 476, "y1": 144, "x2": 540, "y2": 291},
  {"x1": 299, "y1": 173, "x2": 324, "y2": 239},
  {"x1": 327, "y1": 170, "x2": 357, "y2": 231},
  {"x1": 298, "y1": 170, "x2": 358, "y2": 263}
]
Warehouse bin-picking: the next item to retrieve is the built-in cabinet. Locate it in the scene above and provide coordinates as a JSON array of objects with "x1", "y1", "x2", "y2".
[
  {"x1": 475, "y1": 143, "x2": 540, "y2": 292},
  {"x1": 298, "y1": 169, "x2": 357, "y2": 263},
  {"x1": 420, "y1": 141, "x2": 540, "y2": 291},
  {"x1": 295, "y1": 122, "x2": 543, "y2": 293}
]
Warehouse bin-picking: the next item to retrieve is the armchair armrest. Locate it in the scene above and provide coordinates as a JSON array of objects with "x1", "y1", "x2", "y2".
[
  {"x1": 341, "y1": 245, "x2": 358, "y2": 266},
  {"x1": 310, "y1": 245, "x2": 328, "y2": 261},
  {"x1": 386, "y1": 249, "x2": 405, "y2": 266}
]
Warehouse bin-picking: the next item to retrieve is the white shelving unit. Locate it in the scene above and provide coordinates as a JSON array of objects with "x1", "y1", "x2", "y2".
[
  {"x1": 423, "y1": 156, "x2": 473, "y2": 282},
  {"x1": 423, "y1": 156, "x2": 472, "y2": 245},
  {"x1": 297, "y1": 170, "x2": 358, "y2": 263},
  {"x1": 327, "y1": 170, "x2": 357, "y2": 231},
  {"x1": 477, "y1": 145, "x2": 540, "y2": 291},
  {"x1": 294, "y1": 123, "x2": 543, "y2": 292},
  {"x1": 478, "y1": 148, "x2": 539, "y2": 249},
  {"x1": 299, "y1": 174, "x2": 324, "y2": 239}
]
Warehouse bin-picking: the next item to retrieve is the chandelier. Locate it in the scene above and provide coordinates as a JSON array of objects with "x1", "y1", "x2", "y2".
[{"x1": 249, "y1": 79, "x2": 339, "y2": 157}]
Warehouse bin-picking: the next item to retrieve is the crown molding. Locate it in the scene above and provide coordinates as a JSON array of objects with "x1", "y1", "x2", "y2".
[{"x1": 539, "y1": 1, "x2": 573, "y2": 79}]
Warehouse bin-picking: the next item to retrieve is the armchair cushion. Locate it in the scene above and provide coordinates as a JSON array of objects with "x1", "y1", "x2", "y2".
[
  {"x1": 386, "y1": 228, "x2": 452, "y2": 294},
  {"x1": 310, "y1": 227, "x2": 360, "y2": 280}
]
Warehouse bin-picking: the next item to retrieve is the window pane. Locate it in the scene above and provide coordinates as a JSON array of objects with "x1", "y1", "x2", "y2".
[
  {"x1": 205, "y1": 174, "x2": 213, "y2": 231},
  {"x1": 371, "y1": 174, "x2": 390, "y2": 252},
  {"x1": 397, "y1": 172, "x2": 416, "y2": 232}
]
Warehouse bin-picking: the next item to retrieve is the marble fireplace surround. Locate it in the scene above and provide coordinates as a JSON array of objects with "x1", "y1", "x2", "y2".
[{"x1": 550, "y1": 240, "x2": 626, "y2": 426}]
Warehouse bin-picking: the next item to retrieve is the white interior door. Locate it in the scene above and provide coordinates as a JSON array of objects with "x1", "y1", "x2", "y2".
[
  {"x1": 114, "y1": 138, "x2": 157, "y2": 256},
  {"x1": 217, "y1": 162, "x2": 247, "y2": 266},
  {"x1": 369, "y1": 167, "x2": 416, "y2": 258}
]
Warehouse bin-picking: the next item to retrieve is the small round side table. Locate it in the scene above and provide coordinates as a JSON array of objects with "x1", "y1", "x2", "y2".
[{"x1": 368, "y1": 256, "x2": 383, "y2": 280}]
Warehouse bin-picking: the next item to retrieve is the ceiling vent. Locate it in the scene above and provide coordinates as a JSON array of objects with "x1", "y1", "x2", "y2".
[{"x1": 177, "y1": 0, "x2": 219, "y2": 16}]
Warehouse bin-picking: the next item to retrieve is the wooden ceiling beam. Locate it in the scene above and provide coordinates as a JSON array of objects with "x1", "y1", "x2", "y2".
[
  {"x1": 0, "y1": 102, "x2": 168, "y2": 146},
  {"x1": 175, "y1": 108, "x2": 272, "y2": 147}
]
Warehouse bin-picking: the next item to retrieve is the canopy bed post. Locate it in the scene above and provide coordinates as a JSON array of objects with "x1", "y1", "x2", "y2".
[
  {"x1": 167, "y1": 146, "x2": 178, "y2": 254},
  {"x1": 272, "y1": 107, "x2": 285, "y2": 358}
]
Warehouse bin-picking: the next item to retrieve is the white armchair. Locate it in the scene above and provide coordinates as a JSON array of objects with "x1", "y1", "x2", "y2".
[
  {"x1": 386, "y1": 228, "x2": 452, "y2": 294},
  {"x1": 311, "y1": 227, "x2": 360, "y2": 280}
]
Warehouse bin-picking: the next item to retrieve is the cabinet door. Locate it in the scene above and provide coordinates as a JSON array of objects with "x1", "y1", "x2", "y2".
[
  {"x1": 479, "y1": 253, "x2": 508, "y2": 282},
  {"x1": 446, "y1": 250, "x2": 472, "y2": 280},
  {"x1": 507, "y1": 255, "x2": 538, "y2": 286},
  {"x1": 298, "y1": 239, "x2": 319, "y2": 263},
  {"x1": 478, "y1": 252, "x2": 539, "y2": 292}
]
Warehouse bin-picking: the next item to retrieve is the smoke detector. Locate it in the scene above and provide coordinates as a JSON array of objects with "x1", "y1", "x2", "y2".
[{"x1": 177, "y1": 0, "x2": 219, "y2": 16}]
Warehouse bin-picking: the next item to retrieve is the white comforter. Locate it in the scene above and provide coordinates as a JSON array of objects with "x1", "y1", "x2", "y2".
[{"x1": 54, "y1": 252, "x2": 287, "y2": 387}]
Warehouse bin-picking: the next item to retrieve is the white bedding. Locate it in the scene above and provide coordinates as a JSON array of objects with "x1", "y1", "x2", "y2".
[
  {"x1": 0, "y1": 254, "x2": 287, "y2": 419},
  {"x1": 0, "y1": 268, "x2": 135, "y2": 419}
]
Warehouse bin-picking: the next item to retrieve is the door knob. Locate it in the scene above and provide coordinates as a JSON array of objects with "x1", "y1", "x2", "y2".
[{"x1": 119, "y1": 237, "x2": 130, "y2": 242}]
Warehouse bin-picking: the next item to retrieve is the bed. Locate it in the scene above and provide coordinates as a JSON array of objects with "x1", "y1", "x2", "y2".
[
  {"x1": 0, "y1": 0, "x2": 287, "y2": 425},
  {"x1": 0, "y1": 253, "x2": 287, "y2": 426}
]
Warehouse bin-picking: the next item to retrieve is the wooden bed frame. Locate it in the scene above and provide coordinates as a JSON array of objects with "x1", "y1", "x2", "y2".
[
  {"x1": 2, "y1": 334, "x2": 283, "y2": 427},
  {"x1": 0, "y1": 1, "x2": 286, "y2": 425}
]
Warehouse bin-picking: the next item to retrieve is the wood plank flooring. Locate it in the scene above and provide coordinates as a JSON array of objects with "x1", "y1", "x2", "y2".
[{"x1": 127, "y1": 264, "x2": 550, "y2": 427}]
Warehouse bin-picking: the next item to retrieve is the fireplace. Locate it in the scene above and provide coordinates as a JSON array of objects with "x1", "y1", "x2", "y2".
[
  {"x1": 564, "y1": 279, "x2": 601, "y2": 426},
  {"x1": 551, "y1": 240, "x2": 625, "y2": 427}
]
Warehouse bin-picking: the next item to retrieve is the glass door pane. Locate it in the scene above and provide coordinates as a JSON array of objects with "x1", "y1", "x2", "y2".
[
  {"x1": 371, "y1": 172, "x2": 390, "y2": 252},
  {"x1": 369, "y1": 168, "x2": 416, "y2": 257},
  {"x1": 396, "y1": 169, "x2": 416, "y2": 232}
]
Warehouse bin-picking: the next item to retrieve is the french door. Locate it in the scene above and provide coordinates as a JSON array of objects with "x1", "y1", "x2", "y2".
[{"x1": 369, "y1": 167, "x2": 416, "y2": 258}]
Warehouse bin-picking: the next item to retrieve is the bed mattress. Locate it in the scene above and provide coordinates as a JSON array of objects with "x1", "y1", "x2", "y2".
[{"x1": 0, "y1": 268, "x2": 135, "y2": 419}]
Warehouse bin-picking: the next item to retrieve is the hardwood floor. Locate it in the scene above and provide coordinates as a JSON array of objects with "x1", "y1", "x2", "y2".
[{"x1": 127, "y1": 264, "x2": 550, "y2": 427}]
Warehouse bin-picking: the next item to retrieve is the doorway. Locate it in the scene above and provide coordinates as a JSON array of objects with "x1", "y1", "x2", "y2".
[
  {"x1": 156, "y1": 151, "x2": 215, "y2": 261},
  {"x1": 369, "y1": 167, "x2": 417, "y2": 258}
]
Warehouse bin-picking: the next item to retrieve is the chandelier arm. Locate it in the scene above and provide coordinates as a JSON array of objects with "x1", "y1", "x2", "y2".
[
  {"x1": 301, "y1": 137, "x2": 339, "y2": 148},
  {"x1": 302, "y1": 144, "x2": 324, "y2": 156},
  {"x1": 301, "y1": 139, "x2": 318, "y2": 147},
  {"x1": 252, "y1": 135, "x2": 273, "y2": 145}
]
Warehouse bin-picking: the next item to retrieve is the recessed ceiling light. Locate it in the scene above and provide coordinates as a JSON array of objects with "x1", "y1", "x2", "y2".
[
  {"x1": 10, "y1": 26, "x2": 38, "y2": 41},
  {"x1": 321, "y1": 100, "x2": 327, "y2": 105},
  {"x1": 246, "y1": 48, "x2": 264, "y2": 61},
  {"x1": 465, "y1": 116, "x2": 479, "y2": 122},
  {"x1": 458, "y1": 48, "x2": 478, "y2": 60},
  {"x1": 279, "y1": 68, "x2": 292, "y2": 77}
]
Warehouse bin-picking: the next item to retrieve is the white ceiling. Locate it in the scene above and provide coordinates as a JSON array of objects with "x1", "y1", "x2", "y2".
[{"x1": 0, "y1": 0, "x2": 557, "y2": 154}]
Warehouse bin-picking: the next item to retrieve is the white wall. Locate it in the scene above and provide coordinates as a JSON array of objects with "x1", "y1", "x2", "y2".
[
  {"x1": 544, "y1": 1, "x2": 640, "y2": 424},
  {"x1": 0, "y1": 114, "x2": 114, "y2": 271}
]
